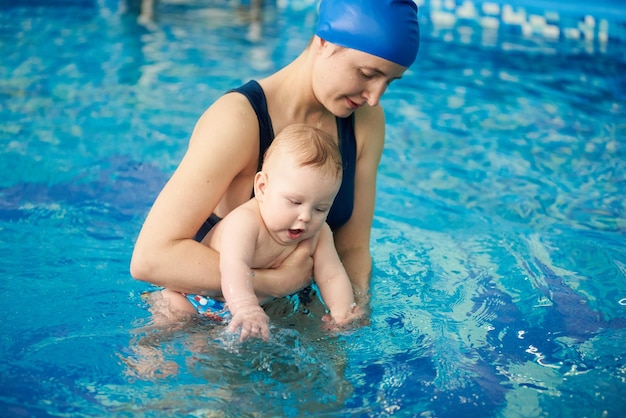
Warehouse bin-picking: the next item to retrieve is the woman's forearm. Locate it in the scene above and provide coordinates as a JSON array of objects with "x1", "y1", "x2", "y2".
[
  {"x1": 252, "y1": 243, "x2": 314, "y2": 300},
  {"x1": 130, "y1": 238, "x2": 222, "y2": 295},
  {"x1": 339, "y1": 246, "x2": 372, "y2": 305},
  {"x1": 131, "y1": 234, "x2": 315, "y2": 298},
  {"x1": 252, "y1": 266, "x2": 313, "y2": 301}
]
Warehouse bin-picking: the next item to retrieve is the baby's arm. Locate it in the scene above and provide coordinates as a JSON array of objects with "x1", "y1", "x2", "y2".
[
  {"x1": 312, "y1": 224, "x2": 358, "y2": 325},
  {"x1": 219, "y1": 208, "x2": 269, "y2": 341}
]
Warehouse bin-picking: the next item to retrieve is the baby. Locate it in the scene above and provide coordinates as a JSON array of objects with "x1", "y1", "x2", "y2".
[{"x1": 161, "y1": 123, "x2": 359, "y2": 340}]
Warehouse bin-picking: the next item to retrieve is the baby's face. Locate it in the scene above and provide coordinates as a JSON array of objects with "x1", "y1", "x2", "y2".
[{"x1": 259, "y1": 161, "x2": 340, "y2": 243}]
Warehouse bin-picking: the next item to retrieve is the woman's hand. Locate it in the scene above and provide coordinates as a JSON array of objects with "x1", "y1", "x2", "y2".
[
  {"x1": 322, "y1": 303, "x2": 370, "y2": 331},
  {"x1": 254, "y1": 241, "x2": 314, "y2": 299}
]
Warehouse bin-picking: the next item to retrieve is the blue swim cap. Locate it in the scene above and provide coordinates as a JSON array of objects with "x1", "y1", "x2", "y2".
[{"x1": 315, "y1": 0, "x2": 420, "y2": 67}]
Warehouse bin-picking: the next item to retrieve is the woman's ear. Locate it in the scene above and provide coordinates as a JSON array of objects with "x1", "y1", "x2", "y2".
[
  {"x1": 312, "y1": 35, "x2": 328, "y2": 54},
  {"x1": 254, "y1": 171, "x2": 267, "y2": 200}
]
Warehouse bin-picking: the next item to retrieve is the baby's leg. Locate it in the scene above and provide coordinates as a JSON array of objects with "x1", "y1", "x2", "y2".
[
  {"x1": 145, "y1": 289, "x2": 197, "y2": 325},
  {"x1": 160, "y1": 289, "x2": 198, "y2": 314}
]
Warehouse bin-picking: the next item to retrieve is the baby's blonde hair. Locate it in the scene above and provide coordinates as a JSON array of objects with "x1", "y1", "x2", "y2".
[{"x1": 263, "y1": 123, "x2": 343, "y2": 180}]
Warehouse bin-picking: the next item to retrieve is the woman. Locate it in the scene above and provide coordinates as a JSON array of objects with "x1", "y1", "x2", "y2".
[{"x1": 130, "y1": 0, "x2": 420, "y2": 309}]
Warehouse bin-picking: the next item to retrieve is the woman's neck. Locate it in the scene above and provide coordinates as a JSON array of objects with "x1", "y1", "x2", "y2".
[{"x1": 260, "y1": 51, "x2": 334, "y2": 135}]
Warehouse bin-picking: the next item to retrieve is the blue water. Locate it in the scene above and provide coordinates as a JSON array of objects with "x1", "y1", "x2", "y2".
[{"x1": 1, "y1": 0, "x2": 625, "y2": 416}]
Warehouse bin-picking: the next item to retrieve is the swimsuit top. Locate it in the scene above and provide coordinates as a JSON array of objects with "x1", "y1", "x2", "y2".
[
  {"x1": 234, "y1": 80, "x2": 357, "y2": 231},
  {"x1": 194, "y1": 80, "x2": 356, "y2": 241}
]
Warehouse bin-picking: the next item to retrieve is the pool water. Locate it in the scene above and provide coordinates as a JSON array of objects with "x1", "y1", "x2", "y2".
[{"x1": 1, "y1": 0, "x2": 625, "y2": 416}]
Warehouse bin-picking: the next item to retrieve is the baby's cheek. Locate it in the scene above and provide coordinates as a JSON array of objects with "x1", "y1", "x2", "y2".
[{"x1": 314, "y1": 215, "x2": 328, "y2": 228}]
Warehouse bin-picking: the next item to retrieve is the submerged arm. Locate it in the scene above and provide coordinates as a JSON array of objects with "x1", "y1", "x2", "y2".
[{"x1": 333, "y1": 105, "x2": 385, "y2": 306}]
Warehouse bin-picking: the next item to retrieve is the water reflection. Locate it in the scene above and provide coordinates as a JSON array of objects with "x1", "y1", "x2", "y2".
[
  {"x1": 126, "y1": 0, "x2": 272, "y2": 42},
  {"x1": 119, "y1": 295, "x2": 355, "y2": 415}
]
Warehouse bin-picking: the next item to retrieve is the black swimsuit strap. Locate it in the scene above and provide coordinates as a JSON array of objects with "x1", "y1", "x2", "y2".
[{"x1": 228, "y1": 80, "x2": 274, "y2": 172}]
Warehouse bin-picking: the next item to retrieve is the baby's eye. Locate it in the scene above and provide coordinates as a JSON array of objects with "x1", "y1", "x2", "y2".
[
  {"x1": 315, "y1": 207, "x2": 329, "y2": 213},
  {"x1": 289, "y1": 199, "x2": 301, "y2": 206}
]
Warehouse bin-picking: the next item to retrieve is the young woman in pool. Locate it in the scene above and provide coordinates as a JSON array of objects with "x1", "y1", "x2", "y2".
[{"x1": 130, "y1": 0, "x2": 420, "y2": 317}]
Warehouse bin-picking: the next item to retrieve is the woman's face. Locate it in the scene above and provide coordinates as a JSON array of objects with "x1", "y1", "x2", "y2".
[{"x1": 312, "y1": 39, "x2": 408, "y2": 118}]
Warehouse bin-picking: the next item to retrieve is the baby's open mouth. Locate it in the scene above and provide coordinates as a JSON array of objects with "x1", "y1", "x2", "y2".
[{"x1": 287, "y1": 229, "x2": 304, "y2": 240}]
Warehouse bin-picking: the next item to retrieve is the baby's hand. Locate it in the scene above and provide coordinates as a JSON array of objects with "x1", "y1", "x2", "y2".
[{"x1": 228, "y1": 305, "x2": 270, "y2": 341}]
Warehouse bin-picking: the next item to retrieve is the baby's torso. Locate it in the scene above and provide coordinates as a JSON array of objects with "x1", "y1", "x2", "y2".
[
  {"x1": 252, "y1": 234, "x2": 302, "y2": 269},
  {"x1": 203, "y1": 204, "x2": 317, "y2": 270}
]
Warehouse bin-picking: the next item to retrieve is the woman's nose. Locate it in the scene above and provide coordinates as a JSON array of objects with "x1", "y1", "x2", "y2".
[{"x1": 364, "y1": 80, "x2": 388, "y2": 107}]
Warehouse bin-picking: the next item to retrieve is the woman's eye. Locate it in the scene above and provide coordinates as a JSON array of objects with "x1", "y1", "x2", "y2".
[{"x1": 360, "y1": 70, "x2": 375, "y2": 79}]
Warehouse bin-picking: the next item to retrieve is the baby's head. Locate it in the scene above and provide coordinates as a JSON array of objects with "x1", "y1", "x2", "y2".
[
  {"x1": 262, "y1": 123, "x2": 343, "y2": 184},
  {"x1": 255, "y1": 124, "x2": 343, "y2": 240}
]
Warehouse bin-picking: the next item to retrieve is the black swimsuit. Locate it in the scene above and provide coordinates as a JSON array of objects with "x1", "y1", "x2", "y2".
[{"x1": 195, "y1": 80, "x2": 357, "y2": 241}]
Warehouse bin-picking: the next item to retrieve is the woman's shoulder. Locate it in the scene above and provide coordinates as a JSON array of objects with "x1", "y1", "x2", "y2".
[
  {"x1": 355, "y1": 103, "x2": 385, "y2": 127},
  {"x1": 208, "y1": 89, "x2": 260, "y2": 122},
  {"x1": 190, "y1": 91, "x2": 261, "y2": 147},
  {"x1": 352, "y1": 105, "x2": 385, "y2": 155},
  {"x1": 181, "y1": 90, "x2": 264, "y2": 184}
]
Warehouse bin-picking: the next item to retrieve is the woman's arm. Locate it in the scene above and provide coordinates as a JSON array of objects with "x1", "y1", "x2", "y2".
[
  {"x1": 252, "y1": 243, "x2": 314, "y2": 300},
  {"x1": 333, "y1": 105, "x2": 386, "y2": 305},
  {"x1": 130, "y1": 93, "x2": 314, "y2": 295},
  {"x1": 130, "y1": 94, "x2": 262, "y2": 294}
]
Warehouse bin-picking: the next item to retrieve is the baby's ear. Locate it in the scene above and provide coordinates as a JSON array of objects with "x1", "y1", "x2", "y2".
[{"x1": 253, "y1": 171, "x2": 268, "y2": 199}]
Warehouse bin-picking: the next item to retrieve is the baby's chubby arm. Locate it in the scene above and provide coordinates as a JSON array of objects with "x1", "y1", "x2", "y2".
[
  {"x1": 218, "y1": 207, "x2": 269, "y2": 341},
  {"x1": 312, "y1": 224, "x2": 360, "y2": 326}
]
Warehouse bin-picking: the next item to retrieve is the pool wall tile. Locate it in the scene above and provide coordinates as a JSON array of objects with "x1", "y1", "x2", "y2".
[{"x1": 416, "y1": 0, "x2": 626, "y2": 43}]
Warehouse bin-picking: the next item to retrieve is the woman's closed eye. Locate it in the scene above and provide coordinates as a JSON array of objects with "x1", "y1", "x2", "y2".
[{"x1": 359, "y1": 67, "x2": 401, "y2": 86}]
